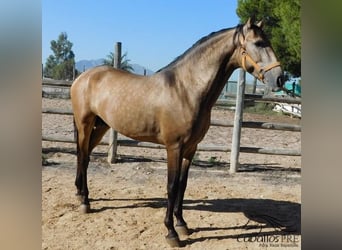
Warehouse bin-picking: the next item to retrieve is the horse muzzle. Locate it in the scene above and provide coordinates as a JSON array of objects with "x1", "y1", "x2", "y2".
[
  {"x1": 271, "y1": 75, "x2": 285, "y2": 92},
  {"x1": 262, "y1": 66, "x2": 285, "y2": 92},
  {"x1": 240, "y1": 48, "x2": 284, "y2": 92}
]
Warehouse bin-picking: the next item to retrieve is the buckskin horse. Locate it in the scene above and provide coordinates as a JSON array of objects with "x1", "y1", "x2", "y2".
[{"x1": 71, "y1": 18, "x2": 284, "y2": 247}]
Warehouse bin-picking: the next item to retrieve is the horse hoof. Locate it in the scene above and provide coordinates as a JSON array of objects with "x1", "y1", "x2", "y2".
[
  {"x1": 165, "y1": 236, "x2": 181, "y2": 248},
  {"x1": 80, "y1": 204, "x2": 91, "y2": 214},
  {"x1": 175, "y1": 225, "x2": 190, "y2": 236}
]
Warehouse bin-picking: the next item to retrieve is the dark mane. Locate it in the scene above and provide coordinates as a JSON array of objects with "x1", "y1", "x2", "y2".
[
  {"x1": 233, "y1": 24, "x2": 244, "y2": 45},
  {"x1": 157, "y1": 25, "x2": 242, "y2": 72}
]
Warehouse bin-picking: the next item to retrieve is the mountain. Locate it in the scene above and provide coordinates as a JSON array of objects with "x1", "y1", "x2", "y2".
[
  {"x1": 75, "y1": 59, "x2": 154, "y2": 75},
  {"x1": 75, "y1": 59, "x2": 104, "y2": 72},
  {"x1": 130, "y1": 63, "x2": 154, "y2": 76}
]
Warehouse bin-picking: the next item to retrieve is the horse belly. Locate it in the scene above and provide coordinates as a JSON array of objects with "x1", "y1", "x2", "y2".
[{"x1": 97, "y1": 99, "x2": 162, "y2": 144}]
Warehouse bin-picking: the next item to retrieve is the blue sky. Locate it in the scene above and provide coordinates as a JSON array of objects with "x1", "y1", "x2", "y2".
[{"x1": 42, "y1": 0, "x2": 240, "y2": 72}]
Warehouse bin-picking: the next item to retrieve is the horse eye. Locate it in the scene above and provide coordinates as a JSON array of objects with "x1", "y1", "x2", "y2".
[
  {"x1": 254, "y1": 41, "x2": 264, "y2": 47},
  {"x1": 254, "y1": 41, "x2": 267, "y2": 48}
]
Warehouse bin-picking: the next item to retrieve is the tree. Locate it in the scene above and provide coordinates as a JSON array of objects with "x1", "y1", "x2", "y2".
[
  {"x1": 236, "y1": 0, "x2": 301, "y2": 77},
  {"x1": 44, "y1": 32, "x2": 77, "y2": 80},
  {"x1": 103, "y1": 51, "x2": 134, "y2": 72}
]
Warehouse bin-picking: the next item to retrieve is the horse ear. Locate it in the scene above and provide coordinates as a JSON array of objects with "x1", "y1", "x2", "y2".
[
  {"x1": 243, "y1": 17, "x2": 253, "y2": 36},
  {"x1": 246, "y1": 17, "x2": 253, "y2": 28},
  {"x1": 256, "y1": 20, "x2": 264, "y2": 29}
]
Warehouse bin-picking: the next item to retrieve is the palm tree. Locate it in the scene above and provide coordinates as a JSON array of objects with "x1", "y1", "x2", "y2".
[{"x1": 103, "y1": 51, "x2": 134, "y2": 72}]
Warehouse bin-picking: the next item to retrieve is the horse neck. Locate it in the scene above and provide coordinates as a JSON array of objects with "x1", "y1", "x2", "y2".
[{"x1": 168, "y1": 29, "x2": 239, "y2": 109}]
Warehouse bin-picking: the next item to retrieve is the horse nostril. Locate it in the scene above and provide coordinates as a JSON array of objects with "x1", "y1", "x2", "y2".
[{"x1": 277, "y1": 76, "x2": 284, "y2": 87}]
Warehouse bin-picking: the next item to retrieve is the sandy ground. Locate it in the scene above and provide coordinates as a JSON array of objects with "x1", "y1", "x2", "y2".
[{"x1": 42, "y1": 98, "x2": 301, "y2": 250}]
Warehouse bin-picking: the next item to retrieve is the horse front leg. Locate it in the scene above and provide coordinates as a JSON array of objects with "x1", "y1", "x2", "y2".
[
  {"x1": 164, "y1": 145, "x2": 183, "y2": 247},
  {"x1": 174, "y1": 146, "x2": 197, "y2": 236}
]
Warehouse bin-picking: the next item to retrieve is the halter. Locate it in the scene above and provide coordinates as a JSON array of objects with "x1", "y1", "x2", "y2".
[{"x1": 240, "y1": 47, "x2": 281, "y2": 82}]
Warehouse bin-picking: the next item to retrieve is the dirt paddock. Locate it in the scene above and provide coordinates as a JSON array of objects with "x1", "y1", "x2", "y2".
[{"x1": 42, "y1": 98, "x2": 301, "y2": 249}]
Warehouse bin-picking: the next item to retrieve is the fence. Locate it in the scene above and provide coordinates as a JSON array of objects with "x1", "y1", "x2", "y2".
[
  {"x1": 42, "y1": 72, "x2": 301, "y2": 173},
  {"x1": 42, "y1": 106, "x2": 300, "y2": 153}
]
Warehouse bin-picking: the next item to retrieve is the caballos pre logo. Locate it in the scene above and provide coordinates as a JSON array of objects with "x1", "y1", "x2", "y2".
[
  {"x1": 237, "y1": 234, "x2": 300, "y2": 248},
  {"x1": 236, "y1": 214, "x2": 300, "y2": 248}
]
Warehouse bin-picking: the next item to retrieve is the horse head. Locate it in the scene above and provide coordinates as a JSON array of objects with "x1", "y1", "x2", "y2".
[{"x1": 237, "y1": 17, "x2": 284, "y2": 91}]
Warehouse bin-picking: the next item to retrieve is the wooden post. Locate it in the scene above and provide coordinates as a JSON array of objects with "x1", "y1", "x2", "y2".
[
  {"x1": 114, "y1": 42, "x2": 121, "y2": 69},
  {"x1": 73, "y1": 63, "x2": 76, "y2": 80},
  {"x1": 107, "y1": 42, "x2": 121, "y2": 164},
  {"x1": 229, "y1": 69, "x2": 246, "y2": 173}
]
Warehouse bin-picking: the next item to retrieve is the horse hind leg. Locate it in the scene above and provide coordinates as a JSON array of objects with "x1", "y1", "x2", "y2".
[
  {"x1": 88, "y1": 116, "x2": 110, "y2": 153},
  {"x1": 74, "y1": 115, "x2": 109, "y2": 213},
  {"x1": 74, "y1": 115, "x2": 96, "y2": 213}
]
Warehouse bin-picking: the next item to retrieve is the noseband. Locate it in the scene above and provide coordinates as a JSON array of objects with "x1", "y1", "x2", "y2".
[{"x1": 240, "y1": 47, "x2": 281, "y2": 81}]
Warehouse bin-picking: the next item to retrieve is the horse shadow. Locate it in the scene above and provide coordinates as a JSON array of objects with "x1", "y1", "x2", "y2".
[
  {"x1": 182, "y1": 198, "x2": 301, "y2": 243},
  {"x1": 89, "y1": 196, "x2": 301, "y2": 245}
]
